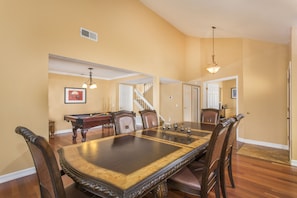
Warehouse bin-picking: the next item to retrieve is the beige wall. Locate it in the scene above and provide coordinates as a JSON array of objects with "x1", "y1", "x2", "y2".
[
  {"x1": 241, "y1": 39, "x2": 288, "y2": 144},
  {"x1": 0, "y1": 0, "x2": 186, "y2": 175},
  {"x1": 0, "y1": 0, "x2": 293, "y2": 177},
  {"x1": 222, "y1": 80, "x2": 236, "y2": 117},
  {"x1": 185, "y1": 37, "x2": 201, "y2": 81},
  {"x1": 160, "y1": 83, "x2": 183, "y2": 123},
  {"x1": 49, "y1": 73, "x2": 117, "y2": 131},
  {"x1": 199, "y1": 38, "x2": 243, "y2": 81},
  {"x1": 197, "y1": 38, "x2": 288, "y2": 147}
]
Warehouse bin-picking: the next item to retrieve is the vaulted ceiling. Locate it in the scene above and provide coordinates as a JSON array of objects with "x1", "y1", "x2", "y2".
[
  {"x1": 140, "y1": 0, "x2": 297, "y2": 44},
  {"x1": 49, "y1": 1, "x2": 297, "y2": 82}
]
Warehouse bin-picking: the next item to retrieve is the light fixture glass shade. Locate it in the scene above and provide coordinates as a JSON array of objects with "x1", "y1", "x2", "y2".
[
  {"x1": 206, "y1": 26, "x2": 221, "y2": 74},
  {"x1": 206, "y1": 65, "x2": 220, "y2": 74},
  {"x1": 82, "y1": 67, "x2": 97, "y2": 89},
  {"x1": 90, "y1": 83, "x2": 97, "y2": 89},
  {"x1": 82, "y1": 83, "x2": 88, "y2": 88}
]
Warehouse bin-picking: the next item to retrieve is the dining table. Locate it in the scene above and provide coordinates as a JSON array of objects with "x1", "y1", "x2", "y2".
[{"x1": 58, "y1": 122, "x2": 216, "y2": 198}]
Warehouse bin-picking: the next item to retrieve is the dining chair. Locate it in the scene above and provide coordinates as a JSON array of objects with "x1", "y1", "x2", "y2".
[
  {"x1": 15, "y1": 126, "x2": 97, "y2": 198},
  {"x1": 111, "y1": 110, "x2": 136, "y2": 135},
  {"x1": 220, "y1": 114, "x2": 244, "y2": 198},
  {"x1": 167, "y1": 118, "x2": 234, "y2": 198},
  {"x1": 201, "y1": 108, "x2": 220, "y2": 124},
  {"x1": 194, "y1": 108, "x2": 221, "y2": 160},
  {"x1": 139, "y1": 109, "x2": 159, "y2": 129}
]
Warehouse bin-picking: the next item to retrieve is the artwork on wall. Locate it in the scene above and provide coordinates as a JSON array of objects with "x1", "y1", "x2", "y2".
[
  {"x1": 231, "y1": 87, "x2": 237, "y2": 99},
  {"x1": 64, "y1": 87, "x2": 86, "y2": 104}
]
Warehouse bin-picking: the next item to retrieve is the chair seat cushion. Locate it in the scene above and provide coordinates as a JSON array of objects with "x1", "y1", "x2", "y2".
[{"x1": 169, "y1": 166, "x2": 203, "y2": 190}]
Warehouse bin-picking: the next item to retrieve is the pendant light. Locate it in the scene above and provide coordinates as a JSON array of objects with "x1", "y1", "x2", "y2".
[
  {"x1": 82, "y1": 68, "x2": 97, "y2": 89},
  {"x1": 206, "y1": 26, "x2": 220, "y2": 74}
]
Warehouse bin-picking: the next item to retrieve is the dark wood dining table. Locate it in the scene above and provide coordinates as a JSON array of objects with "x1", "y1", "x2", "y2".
[{"x1": 58, "y1": 122, "x2": 215, "y2": 198}]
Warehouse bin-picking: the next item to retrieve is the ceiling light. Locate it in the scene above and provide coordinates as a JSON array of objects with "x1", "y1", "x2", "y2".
[
  {"x1": 82, "y1": 68, "x2": 97, "y2": 89},
  {"x1": 206, "y1": 26, "x2": 220, "y2": 74}
]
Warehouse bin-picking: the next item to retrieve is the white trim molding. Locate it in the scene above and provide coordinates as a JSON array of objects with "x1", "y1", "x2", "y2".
[
  {"x1": 290, "y1": 160, "x2": 297, "y2": 167},
  {"x1": 237, "y1": 138, "x2": 297, "y2": 167},
  {"x1": 237, "y1": 137, "x2": 288, "y2": 150},
  {"x1": 0, "y1": 167, "x2": 35, "y2": 184}
]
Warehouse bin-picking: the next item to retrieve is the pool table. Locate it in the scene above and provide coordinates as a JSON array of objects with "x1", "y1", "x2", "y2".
[{"x1": 64, "y1": 113, "x2": 112, "y2": 143}]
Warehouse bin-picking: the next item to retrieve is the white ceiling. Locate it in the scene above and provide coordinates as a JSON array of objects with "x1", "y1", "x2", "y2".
[
  {"x1": 140, "y1": 0, "x2": 297, "y2": 44},
  {"x1": 48, "y1": 54, "x2": 140, "y2": 80},
  {"x1": 48, "y1": 54, "x2": 178, "y2": 84}
]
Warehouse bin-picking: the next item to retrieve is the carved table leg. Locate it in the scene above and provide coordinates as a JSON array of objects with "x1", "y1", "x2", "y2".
[
  {"x1": 72, "y1": 126, "x2": 78, "y2": 144},
  {"x1": 152, "y1": 182, "x2": 168, "y2": 198},
  {"x1": 81, "y1": 129, "x2": 88, "y2": 142}
]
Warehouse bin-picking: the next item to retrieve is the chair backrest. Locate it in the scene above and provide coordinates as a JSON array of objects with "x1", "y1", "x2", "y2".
[
  {"x1": 226, "y1": 114, "x2": 244, "y2": 155},
  {"x1": 112, "y1": 110, "x2": 136, "y2": 135},
  {"x1": 200, "y1": 118, "x2": 234, "y2": 197},
  {"x1": 15, "y1": 126, "x2": 66, "y2": 198},
  {"x1": 201, "y1": 108, "x2": 220, "y2": 124},
  {"x1": 139, "y1": 109, "x2": 159, "y2": 129}
]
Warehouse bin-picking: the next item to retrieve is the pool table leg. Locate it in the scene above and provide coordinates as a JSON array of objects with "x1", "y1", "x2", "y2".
[
  {"x1": 81, "y1": 130, "x2": 87, "y2": 142},
  {"x1": 72, "y1": 126, "x2": 78, "y2": 144}
]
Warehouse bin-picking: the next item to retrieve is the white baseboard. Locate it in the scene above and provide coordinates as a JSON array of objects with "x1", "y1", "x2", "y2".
[
  {"x1": 237, "y1": 137, "x2": 288, "y2": 150},
  {"x1": 54, "y1": 129, "x2": 72, "y2": 135},
  {"x1": 290, "y1": 160, "x2": 297, "y2": 167},
  {"x1": 237, "y1": 137, "x2": 297, "y2": 167},
  {"x1": 0, "y1": 167, "x2": 36, "y2": 184}
]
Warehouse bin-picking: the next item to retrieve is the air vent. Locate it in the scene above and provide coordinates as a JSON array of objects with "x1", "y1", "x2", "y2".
[{"x1": 80, "y1": 27, "x2": 98, "y2": 42}]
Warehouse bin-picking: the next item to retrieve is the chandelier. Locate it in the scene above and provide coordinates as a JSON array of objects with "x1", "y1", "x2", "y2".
[
  {"x1": 82, "y1": 68, "x2": 97, "y2": 89},
  {"x1": 206, "y1": 26, "x2": 220, "y2": 74}
]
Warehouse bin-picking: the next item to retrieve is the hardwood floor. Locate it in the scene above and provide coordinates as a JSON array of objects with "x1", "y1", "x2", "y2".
[{"x1": 1, "y1": 128, "x2": 297, "y2": 198}]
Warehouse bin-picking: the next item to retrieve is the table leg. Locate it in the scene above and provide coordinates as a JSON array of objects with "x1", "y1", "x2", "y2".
[
  {"x1": 152, "y1": 182, "x2": 168, "y2": 198},
  {"x1": 81, "y1": 129, "x2": 87, "y2": 142},
  {"x1": 72, "y1": 126, "x2": 78, "y2": 144}
]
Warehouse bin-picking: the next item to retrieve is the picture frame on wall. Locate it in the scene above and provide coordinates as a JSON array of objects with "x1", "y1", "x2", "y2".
[
  {"x1": 64, "y1": 87, "x2": 86, "y2": 104},
  {"x1": 231, "y1": 87, "x2": 237, "y2": 99}
]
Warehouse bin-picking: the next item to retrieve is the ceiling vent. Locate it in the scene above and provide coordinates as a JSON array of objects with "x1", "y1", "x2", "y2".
[{"x1": 80, "y1": 27, "x2": 98, "y2": 42}]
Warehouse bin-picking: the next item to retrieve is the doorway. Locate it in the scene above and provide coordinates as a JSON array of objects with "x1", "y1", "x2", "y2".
[
  {"x1": 119, "y1": 84, "x2": 133, "y2": 111},
  {"x1": 183, "y1": 84, "x2": 200, "y2": 122},
  {"x1": 203, "y1": 76, "x2": 238, "y2": 118}
]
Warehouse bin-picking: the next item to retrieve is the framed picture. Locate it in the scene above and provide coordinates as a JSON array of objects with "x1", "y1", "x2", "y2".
[
  {"x1": 64, "y1": 87, "x2": 86, "y2": 104},
  {"x1": 231, "y1": 87, "x2": 237, "y2": 99}
]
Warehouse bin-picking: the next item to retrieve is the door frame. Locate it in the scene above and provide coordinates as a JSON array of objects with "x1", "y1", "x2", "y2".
[
  {"x1": 203, "y1": 76, "x2": 239, "y2": 138},
  {"x1": 119, "y1": 84, "x2": 133, "y2": 111},
  {"x1": 183, "y1": 84, "x2": 200, "y2": 122},
  {"x1": 287, "y1": 62, "x2": 292, "y2": 160},
  {"x1": 202, "y1": 75, "x2": 238, "y2": 115}
]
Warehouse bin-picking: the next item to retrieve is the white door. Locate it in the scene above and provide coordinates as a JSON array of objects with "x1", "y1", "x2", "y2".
[
  {"x1": 192, "y1": 86, "x2": 200, "y2": 122},
  {"x1": 119, "y1": 84, "x2": 133, "y2": 111},
  {"x1": 183, "y1": 84, "x2": 200, "y2": 122},
  {"x1": 183, "y1": 84, "x2": 192, "y2": 122},
  {"x1": 207, "y1": 83, "x2": 220, "y2": 109}
]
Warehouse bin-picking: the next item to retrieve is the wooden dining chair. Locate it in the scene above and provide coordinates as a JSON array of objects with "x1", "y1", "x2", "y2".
[
  {"x1": 139, "y1": 109, "x2": 159, "y2": 129},
  {"x1": 201, "y1": 108, "x2": 220, "y2": 124},
  {"x1": 167, "y1": 118, "x2": 234, "y2": 198},
  {"x1": 111, "y1": 110, "x2": 136, "y2": 135},
  {"x1": 15, "y1": 126, "x2": 97, "y2": 198},
  {"x1": 220, "y1": 114, "x2": 244, "y2": 198}
]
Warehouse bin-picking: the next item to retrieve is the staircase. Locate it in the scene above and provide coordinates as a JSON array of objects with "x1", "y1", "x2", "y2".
[{"x1": 133, "y1": 83, "x2": 165, "y2": 125}]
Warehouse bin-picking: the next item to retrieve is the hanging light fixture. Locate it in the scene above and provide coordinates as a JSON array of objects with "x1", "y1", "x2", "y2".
[
  {"x1": 82, "y1": 68, "x2": 97, "y2": 89},
  {"x1": 206, "y1": 26, "x2": 220, "y2": 74}
]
